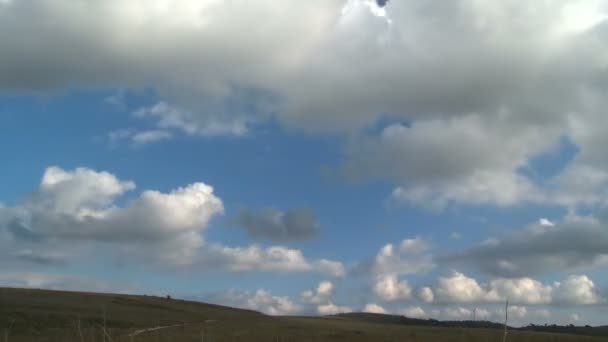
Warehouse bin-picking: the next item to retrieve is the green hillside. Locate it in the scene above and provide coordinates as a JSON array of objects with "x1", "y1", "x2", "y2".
[{"x1": 0, "y1": 287, "x2": 602, "y2": 341}]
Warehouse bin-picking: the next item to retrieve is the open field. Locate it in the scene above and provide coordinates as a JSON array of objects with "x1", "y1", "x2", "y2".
[{"x1": 0, "y1": 287, "x2": 603, "y2": 341}]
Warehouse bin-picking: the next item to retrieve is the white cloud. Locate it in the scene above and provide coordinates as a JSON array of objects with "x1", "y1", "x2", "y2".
[
  {"x1": 301, "y1": 280, "x2": 352, "y2": 315},
  {"x1": 428, "y1": 271, "x2": 603, "y2": 305},
  {"x1": 486, "y1": 278, "x2": 552, "y2": 305},
  {"x1": 398, "y1": 306, "x2": 427, "y2": 319},
  {"x1": 434, "y1": 272, "x2": 490, "y2": 303},
  {"x1": 317, "y1": 302, "x2": 353, "y2": 315},
  {"x1": 1, "y1": 166, "x2": 345, "y2": 275},
  {"x1": 418, "y1": 286, "x2": 434, "y2": 303},
  {"x1": 507, "y1": 305, "x2": 528, "y2": 319},
  {"x1": 301, "y1": 281, "x2": 334, "y2": 304},
  {"x1": 1, "y1": 166, "x2": 222, "y2": 264},
  {"x1": 200, "y1": 245, "x2": 345, "y2": 277},
  {"x1": 371, "y1": 238, "x2": 435, "y2": 276},
  {"x1": 373, "y1": 274, "x2": 412, "y2": 301},
  {"x1": 553, "y1": 275, "x2": 601, "y2": 305},
  {"x1": 206, "y1": 289, "x2": 301, "y2": 316},
  {"x1": 539, "y1": 218, "x2": 555, "y2": 227},
  {"x1": 1, "y1": 0, "x2": 608, "y2": 212},
  {"x1": 363, "y1": 303, "x2": 387, "y2": 314}
]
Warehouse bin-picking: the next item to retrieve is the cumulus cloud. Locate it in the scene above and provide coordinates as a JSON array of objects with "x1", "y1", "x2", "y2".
[
  {"x1": 1, "y1": 1, "x2": 608, "y2": 210},
  {"x1": 0, "y1": 166, "x2": 223, "y2": 264},
  {"x1": 371, "y1": 238, "x2": 435, "y2": 276},
  {"x1": 0, "y1": 166, "x2": 345, "y2": 275},
  {"x1": 445, "y1": 215, "x2": 608, "y2": 277},
  {"x1": 427, "y1": 271, "x2": 602, "y2": 305},
  {"x1": 317, "y1": 302, "x2": 353, "y2": 315},
  {"x1": 234, "y1": 208, "x2": 320, "y2": 242},
  {"x1": 301, "y1": 281, "x2": 335, "y2": 304},
  {"x1": 398, "y1": 306, "x2": 427, "y2": 319},
  {"x1": 300, "y1": 280, "x2": 352, "y2": 315},
  {"x1": 552, "y1": 275, "x2": 601, "y2": 305},
  {"x1": 206, "y1": 289, "x2": 301, "y2": 315},
  {"x1": 363, "y1": 303, "x2": 387, "y2": 314},
  {"x1": 373, "y1": 274, "x2": 412, "y2": 301},
  {"x1": 418, "y1": 287, "x2": 435, "y2": 303},
  {"x1": 194, "y1": 243, "x2": 345, "y2": 276}
]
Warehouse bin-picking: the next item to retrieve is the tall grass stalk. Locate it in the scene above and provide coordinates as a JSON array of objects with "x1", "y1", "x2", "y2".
[{"x1": 502, "y1": 299, "x2": 509, "y2": 342}]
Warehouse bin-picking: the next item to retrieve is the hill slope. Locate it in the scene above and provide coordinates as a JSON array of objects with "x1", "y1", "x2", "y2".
[{"x1": 0, "y1": 287, "x2": 603, "y2": 341}]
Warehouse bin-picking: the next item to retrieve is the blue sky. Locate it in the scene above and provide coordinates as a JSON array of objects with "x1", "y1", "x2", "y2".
[{"x1": 1, "y1": 0, "x2": 608, "y2": 326}]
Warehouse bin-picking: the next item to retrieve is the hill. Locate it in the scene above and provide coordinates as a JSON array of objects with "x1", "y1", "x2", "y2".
[{"x1": 0, "y1": 287, "x2": 604, "y2": 341}]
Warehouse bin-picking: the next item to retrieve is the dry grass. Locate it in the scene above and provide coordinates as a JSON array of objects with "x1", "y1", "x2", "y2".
[{"x1": 0, "y1": 287, "x2": 603, "y2": 342}]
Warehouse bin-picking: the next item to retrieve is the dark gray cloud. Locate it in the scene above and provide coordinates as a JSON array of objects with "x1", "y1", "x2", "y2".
[
  {"x1": 442, "y1": 216, "x2": 608, "y2": 277},
  {"x1": 7, "y1": 220, "x2": 44, "y2": 242},
  {"x1": 13, "y1": 250, "x2": 65, "y2": 266},
  {"x1": 235, "y1": 208, "x2": 319, "y2": 242},
  {"x1": 376, "y1": 0, "x2": 389, "y2": 7}
]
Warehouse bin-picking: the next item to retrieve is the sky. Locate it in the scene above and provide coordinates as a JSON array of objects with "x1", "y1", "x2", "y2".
[{"x1": 1, "y1": 0, "x2": 608, "y2": 326}]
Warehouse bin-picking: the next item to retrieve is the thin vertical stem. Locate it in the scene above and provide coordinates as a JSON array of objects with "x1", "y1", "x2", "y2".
[
  {"x1": 502, "y1": 300, "x2": 509, "y2": 342},
  {"x1": 77, "y1": 315, "x2": 84, "y2": 342}
]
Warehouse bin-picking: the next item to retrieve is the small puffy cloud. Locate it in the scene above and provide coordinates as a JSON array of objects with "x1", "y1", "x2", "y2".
[
  {"x1": 398, "y1": 306, "x2": 427, "y2": 319},
  {"x1": 434, "y1": 272, "x2": 489, "y2": 303},
  {"x1": 507, "y1": 305, "x2": 528, "y2": 319},
  {"x1": 486, "y1": 278, "x2": 552, "y2": 305},
  {"x1": 206, "y1": 289, "x2": 300, "y2": 316},
  {"x1": 570, "y1": 313, "x2": 580, "y2": 322},
  {"x1": 301, "y1": 281, "x2": 334, "y2": 304},
  {"x1": 539, "y1": 218, "x2": 555, "y2": 227},
  {"x1": 553, "y1": 275, "x2": 601, "y2": 305},
  {"x1": 200, "y1": 245, "x2": 345, "y2": 277},
  {"x1": 363, "y1": 303, "x2": 387, "y2": 314},
  {"x1": 315, "y1": 259, "x2": 347, "y2": 278},
  {"x1": 301, "y1": 280, "x2": 351, "y2": 315},
  {"x1": 317, "y1": 302, "x2": 353, "y2": 315},
  {"x1": 373, "y1": 274, "x2": 412, "y2": 301},
  {"x1": 418, "y1": 287, "x2": 434, "y2": 303},
  {"x1": 234, "y1": 208, "x2": 319, "y2": 242},
  {"x1": 371, "y1": 238, "x2": 435, "y2": 276}
]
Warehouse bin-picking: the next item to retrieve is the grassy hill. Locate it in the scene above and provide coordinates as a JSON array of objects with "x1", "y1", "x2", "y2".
[{"x1": 0, "y1": 287, "x2": 604, "y2": 341}]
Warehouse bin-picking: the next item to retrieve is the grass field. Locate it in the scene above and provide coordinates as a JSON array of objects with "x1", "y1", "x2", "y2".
[{"x1": 0, "y1": 287, "x2": 603, "y2": 341}]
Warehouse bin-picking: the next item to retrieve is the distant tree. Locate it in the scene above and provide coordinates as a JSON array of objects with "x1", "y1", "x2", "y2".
[{"x1": 166, "y1": 295, "x2": 171, "y2": 300}]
